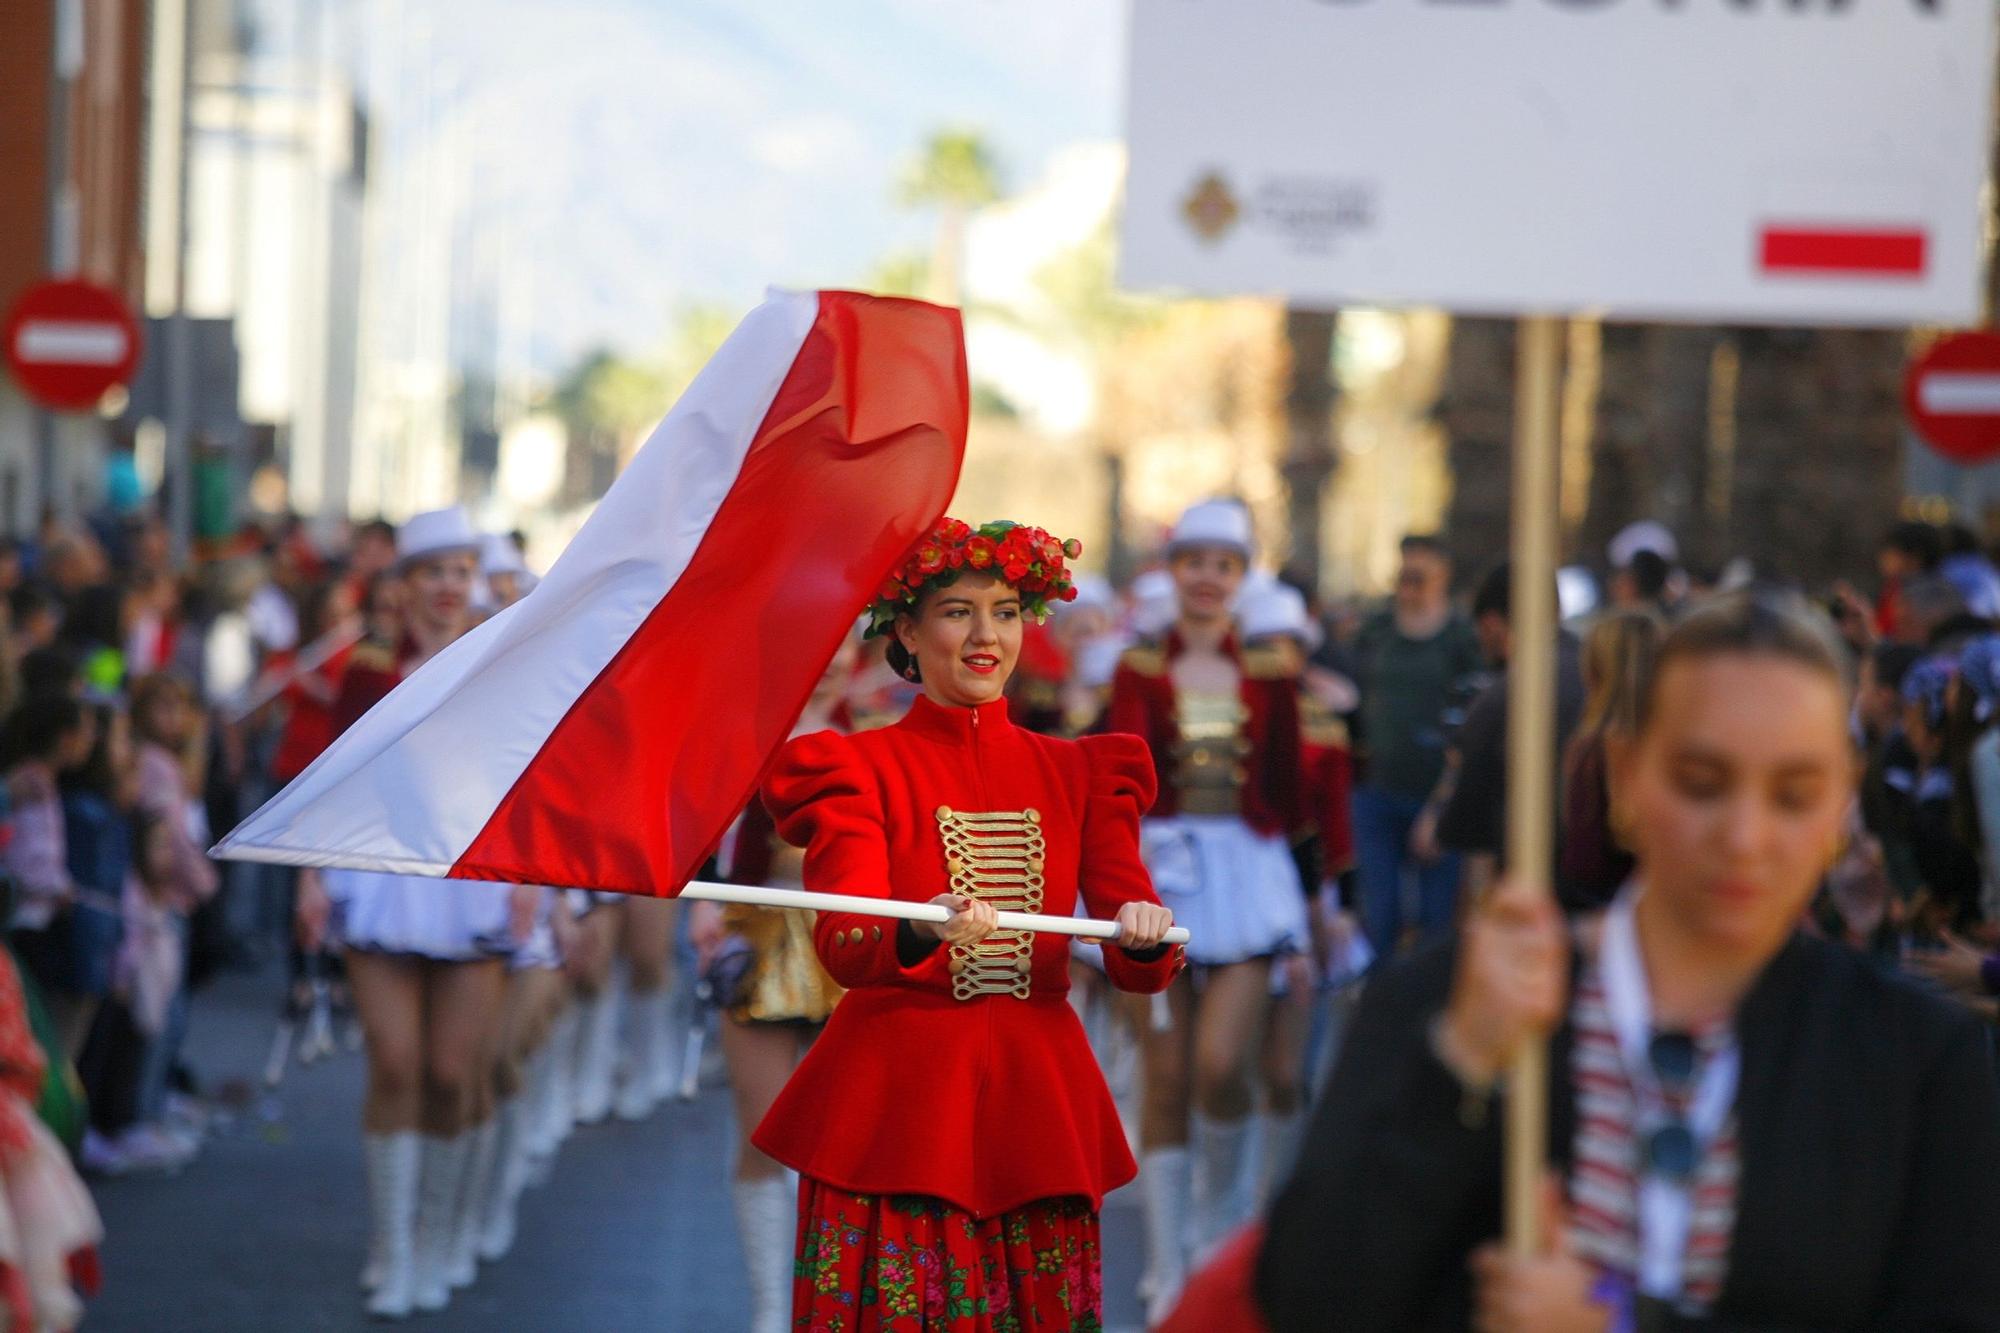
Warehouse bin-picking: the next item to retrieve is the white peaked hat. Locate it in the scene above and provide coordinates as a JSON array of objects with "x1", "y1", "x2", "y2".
[
  {"x1": 481, "y1": 532, "x2": 528, "y2": 578},
  {"x1": 1236, "y1": 572, "x2": 1324, "y2": 652},
  {"x1": 396, "y1": 506, "x2": 480, "y2": 567},
  {"x1": 1607, "y1": 519, "x2": 1678, "y2": 570},
  {"x1": 1167, "y1": 498, "x2": 1254, "y2": 558}
]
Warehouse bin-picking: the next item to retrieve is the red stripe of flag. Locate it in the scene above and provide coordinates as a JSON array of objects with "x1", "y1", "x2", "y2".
[
  {"x1": 450, "y1": 292, "x2": 967, "y2": 895},
  {"x1": 1759, "y1": 226, "x2": 1926, "y2": 278}
]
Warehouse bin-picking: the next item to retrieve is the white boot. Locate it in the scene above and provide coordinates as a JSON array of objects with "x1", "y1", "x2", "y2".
[
  {"x1": 449, "y1": 1119, "x2": 500, "y2": 1288},
  {"x1": 363, "y1": 1132, "x2": 420, "y2": 1320},
  {"x1": 1190, "y1": 1113, "x2": 1252, "y2": 1265},
  {"x1": 412, "y1": 1134, "x2": 473, "y2": 1313},
  {"x1": 1138, "y1": 1147, "x2": 1191, "y2": 1327},
  {"x1": 542, "y1": 1008, "x2": 581, "y2": 1158},
  {"x1": 573, "y1": 986, "x2": 621, "y2": 1125},
  {"x1": 1257, "y1": 1108, "x2": 1307, "y2": 1209},
  {"x1": 525, "y1": 1041, "x2": 565, "y2": 1188},
  {"x1": 732, "y1": 1175, "x2": 796, "y2": 1333},
  {"x1": 614, "y1": 987, "x2": 667, "y2": 1122},
  {"x1": 479, "y1": 1098, "x2": 528, "y2": 1262},
  {"x1": 654, "y1": 984, "x2": 690, "y2": 1101}
]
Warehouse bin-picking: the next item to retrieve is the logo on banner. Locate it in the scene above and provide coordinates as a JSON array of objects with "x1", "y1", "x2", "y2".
[
  {"x1": 1179, "y1": 169, "x2": 1377, "y2": 254},
  {"x1": 1182, "y1": 171, "x2": 1242, "y2": 242},
  {"x1": 1252, "y1": 175, "x2": 1376, "y2": 255}
]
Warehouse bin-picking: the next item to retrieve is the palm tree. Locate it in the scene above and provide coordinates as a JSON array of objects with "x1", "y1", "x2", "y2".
[
  {"x1": 1437, "y1": 316, "x2": 1518, "y2": 582},
  {"x1": 1577, "y1": 324, "x2": 1723, "y2": 570},
  {"x1": 897, "y1": 130, "x2": 1003, "y2": 308},
  {"x1": 1281, "y1": 309, "x2": 1338, "y2": 589}
]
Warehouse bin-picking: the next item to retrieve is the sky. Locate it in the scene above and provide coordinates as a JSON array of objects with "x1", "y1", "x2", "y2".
[{"x1": 308, "y1": 0, "x2": 1131, "y2": 369}]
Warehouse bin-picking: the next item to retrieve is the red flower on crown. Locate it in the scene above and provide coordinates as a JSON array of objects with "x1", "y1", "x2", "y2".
[{"x1": 864, "y1": 517, "x2": 1082, "y2": 639}]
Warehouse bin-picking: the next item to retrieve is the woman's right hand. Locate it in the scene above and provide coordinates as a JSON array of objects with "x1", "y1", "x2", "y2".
[
  {"x1": 294, "y1": 867, "x2": 330, "y2": 954},
  {"x1": 1436, "y1": 877, "x2": 1569, "y2": 1088},
  {"x1": 913, "y1": 894, "x2": 999, "y2": 948}
]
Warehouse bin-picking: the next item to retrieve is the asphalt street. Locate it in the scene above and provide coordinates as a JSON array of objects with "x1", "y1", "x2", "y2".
[{"x1": 82, "y1": 965, "x2": 1156, "y2": 1332}]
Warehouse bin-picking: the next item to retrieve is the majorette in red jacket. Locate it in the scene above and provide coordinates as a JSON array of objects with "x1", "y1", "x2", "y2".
[
  {"x1": 1109, "y1": 629, "x2": 1349, "y2": 857},
  {"x1": 750, "y1": 694, "x2": 1183, "y2": 1218}
]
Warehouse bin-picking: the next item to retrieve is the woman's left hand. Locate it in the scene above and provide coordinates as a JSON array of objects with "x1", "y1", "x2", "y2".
[
  {"x1": 1468, "y1": 1181, "x2": 1610, "y2": 1333},
  {"x1": 1113, "y1": 901, "x2": 1174, "y2": 952}
]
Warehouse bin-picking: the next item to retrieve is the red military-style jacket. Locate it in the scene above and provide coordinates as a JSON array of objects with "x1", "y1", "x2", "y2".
[
  {"x1": 750, "y1": 694, "x2": 1183, "y2": 1218},
  {"x1": 330, "y1": 633, "x2": 414, "y2": 738},
  {"x1": 1112, "y1": 628, "x2": 1328, "y2": 836}
]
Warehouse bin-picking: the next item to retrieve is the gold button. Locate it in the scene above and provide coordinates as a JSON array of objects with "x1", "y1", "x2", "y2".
[
  {"x1": 833, "y1": 933, "x2": 847, "y2": 947},
  {"x1": 1026, "y1": 858, "x2": 1044, "y2": 875},
  {"x1": 946, "y1": 856, "x2": 964, "y2": 876},
  {"x1": 849, "y1": 927, "x2": 864, "y2": 945},
  {"x1": 1023, "y1": 808, "x2": 1040, "y2": 824},
  {"x1": 948, "y1": 955, "x2": 967, "y2": 975},
  {"x1": 936, "y1": 805, "x2": 954, "y2": 819},
  {"x1": 1015, "y1": 955, "x2": 1032, "y2": 974},
  {"x1": 872, "y1": 925, "x2": 882, "y2": 942}
]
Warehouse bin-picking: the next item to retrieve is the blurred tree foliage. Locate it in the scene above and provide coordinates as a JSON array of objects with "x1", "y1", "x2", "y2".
[{"x1": 898, "y1": 129, "x2": 1003, "y2": 307}]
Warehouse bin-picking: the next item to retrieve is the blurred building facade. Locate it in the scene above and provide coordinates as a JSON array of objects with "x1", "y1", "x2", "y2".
[{"x1": 0, "y1": 0, "x2": 150, "y2": 530}]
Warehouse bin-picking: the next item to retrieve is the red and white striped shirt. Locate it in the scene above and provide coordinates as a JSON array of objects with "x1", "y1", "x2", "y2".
[{"x1": 1568, "y1": 969, "x2": 1740, "y2": 1311}]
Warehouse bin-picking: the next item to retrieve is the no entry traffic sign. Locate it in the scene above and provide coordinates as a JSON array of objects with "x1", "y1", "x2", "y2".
[
  {"x1": 1905, "y1": 332, "x2": 2000, "y2": 466},
  {"x1": 3, "y1": 279, "x2": 143, "y2": 413}
]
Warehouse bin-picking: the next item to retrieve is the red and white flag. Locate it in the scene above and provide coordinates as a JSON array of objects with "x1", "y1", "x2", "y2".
[{"x1": 215, "y1": 289, "x2": 967, "y2": 896}]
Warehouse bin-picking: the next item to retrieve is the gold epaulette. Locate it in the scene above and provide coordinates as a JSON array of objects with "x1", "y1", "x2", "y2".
[
  {"x1": 1302, "y1": 705, "x2": 1351, "y2": 749},
  {"x1": 1241, "y1": 638, "x2": 1303, "y2": 680},
  {"x1": 1119, "y1": 641, "x2": 1168, "y2": 679},
  {"x1": 348, "y1": 638, "x2": 397, "y2": 673}
]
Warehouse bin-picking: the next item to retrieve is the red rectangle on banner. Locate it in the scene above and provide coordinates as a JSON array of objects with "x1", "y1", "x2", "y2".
[{"x1": 1758, "y1": 226, "x2": 1927, "y2": 277}]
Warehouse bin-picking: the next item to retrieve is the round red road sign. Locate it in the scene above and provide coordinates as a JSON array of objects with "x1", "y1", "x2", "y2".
[
  {"x1": 1905, "y1": 331, "x2": 2000, "y2": 466},
  {"x1": 2, "y1": 278, "x2": 143, "y2": 413}
]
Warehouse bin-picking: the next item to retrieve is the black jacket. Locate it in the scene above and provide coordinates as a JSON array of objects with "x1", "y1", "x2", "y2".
[{"x1": 1257, "y1": 933, "x2": 2000, "y2": 1331}]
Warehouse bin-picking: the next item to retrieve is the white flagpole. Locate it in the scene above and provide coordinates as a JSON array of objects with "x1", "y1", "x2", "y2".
[
  {"x1": 225, "y1": 625, "x2": 367, "y2": 724},
  {"x1": 679, "y1": 879, "x2": 1191, "y2": 946},
  {"x1": 211, "y1": 840, "x2": 1190, "y2": 944}
]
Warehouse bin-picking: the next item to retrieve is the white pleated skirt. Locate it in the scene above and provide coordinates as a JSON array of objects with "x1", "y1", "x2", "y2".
[
  {"x1": 326, "y1": 868, "x2": 515, "y2": 962},
  {"x1": 1141, "y1": 814, "x2": 1308, "y2": 966}
]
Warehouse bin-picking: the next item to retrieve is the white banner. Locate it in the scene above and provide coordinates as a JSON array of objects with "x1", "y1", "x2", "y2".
[{"x1": 1121, "y1": 0, "x2": 1996, "y2": 325}]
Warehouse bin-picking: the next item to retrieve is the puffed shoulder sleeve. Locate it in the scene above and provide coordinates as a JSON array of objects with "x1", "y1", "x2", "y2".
[
  {"x1": 761, "y1": 731, "x2": 949, "y2": 990},
  {"x1": 1077, "y1": 733, "x2": 1184, "y2": 993}
]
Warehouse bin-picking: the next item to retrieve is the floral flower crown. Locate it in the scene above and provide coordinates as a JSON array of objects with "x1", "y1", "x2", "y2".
[{"x1": 864, "y1": 517, "x2": 1081, "y2": 640}]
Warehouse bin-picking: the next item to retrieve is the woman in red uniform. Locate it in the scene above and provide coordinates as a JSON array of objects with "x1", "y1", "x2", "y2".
[
  {"x1": 1108, "y1": 500, "x2": 1323, "y2": 1322},
  {"x1": 295, "y1": 507, "x2": 533, "y2": 1320},
  {"x1": 754, "y1": 518, "x2": 1182, "y2": 1332}
]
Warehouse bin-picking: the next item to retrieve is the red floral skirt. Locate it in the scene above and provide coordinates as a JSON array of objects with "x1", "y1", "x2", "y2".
[{"x1": 793, "y1": 1179, "x2": 1103, "y2": 1332}]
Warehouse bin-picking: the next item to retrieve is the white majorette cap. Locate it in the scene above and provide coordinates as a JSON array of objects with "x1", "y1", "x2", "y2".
[
  {"x1": 1237, "y1": 572, "x2": 1324, "y2": 652},
  {"x1": 396, "y1": 506, "x2": 480, "y2": 567},
  {"x1": 480, "y1": 532, "x2": 528, "y2": 578},
  {"x1": 1168, "y1": 498, "x2": 1254, "y2": 558},
  {"x1": 1607, "y1": 519, "x2": 1678, "y2": 570}
]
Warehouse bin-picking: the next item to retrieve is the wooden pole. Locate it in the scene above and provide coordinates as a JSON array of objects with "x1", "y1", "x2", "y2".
[{"x1": 1504, "y1": 314, "x2": 1563, "y2": 1256}]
